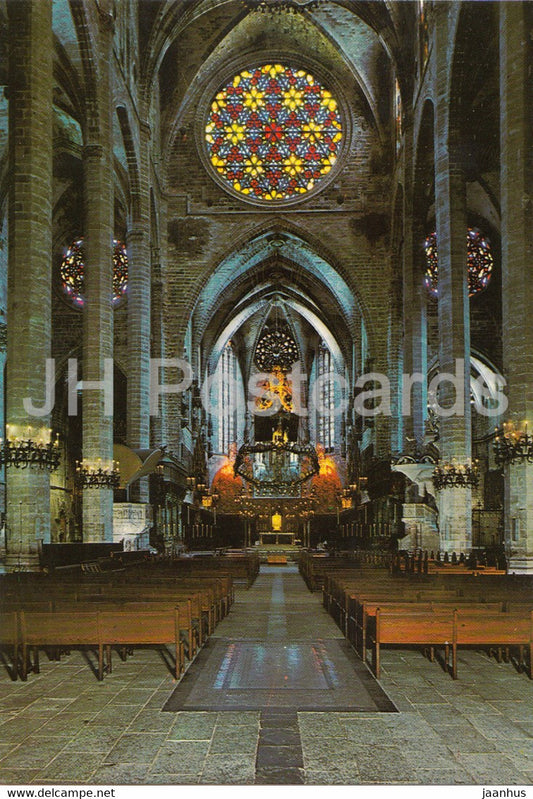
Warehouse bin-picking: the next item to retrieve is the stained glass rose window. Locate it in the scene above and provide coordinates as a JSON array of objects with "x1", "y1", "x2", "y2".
[
  {"x1": 60, "y1": 238, "x2": 128, "y2": 308},
  {"x1": 424, "y1": 228, "x2": 493, "y2": 298},
  {"x1": 205, "y1": 64, "x2": 343, "y2": 201}
]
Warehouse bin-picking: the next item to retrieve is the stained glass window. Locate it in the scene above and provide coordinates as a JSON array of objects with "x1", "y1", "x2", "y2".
[
  {"x1": 395, "y1": 78, "x2": 403, "y2": 153},
  {"x1": 419, "y1": 0, "x2": 429, "y2": 72},
  {"x1": 317, "y1": 343, "x2": 335, "y2": 452},
  {"x1": 205, "y1": 64, "x2": 343, "y2": 201},
  {"x1": 255, "y1": 368, "x2": 294, "y2": 414},
  {"x1": 218, "y1": 342, "x2": 237, "y2": 455},
  {"x1": 255, "y1": 326, "x2": 299, "y2": 372},
  {"x1": 60, "y1": 237, "x2": 128, "y2": 308},
  {"x1": 424, "y1": 228, "x2": 493, "y2": 298}
]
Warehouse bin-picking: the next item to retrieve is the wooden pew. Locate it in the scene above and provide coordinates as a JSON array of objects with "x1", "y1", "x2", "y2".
[
  {"x1": 18, "y1": 605, "x2": 190, "y2": 681},
  {"x1": 369, "y1": 607, "x2": 533, "y2": 680},
  {"x1": 18, "y1": 610, "x2": 102, "y2": 681},
  {"x1": 97, "y1": 608, "x2": 185, "y2": 679},
  {"x1": 369, "y1": 609, "x2": 455, "y2": 679},
  {"x1": 2, "y1": 576, "x2": 232, "y2": 635},
  {"x1": 73, "y1": 594, "x2": 200, "y2": 655},
  {"x1": 0, "y1": 611, "x2": 19, "y2": 681},
  {"x1": 453, "y1": 609, "x2": 533, "y2": 679},
  {"x1": 351, "y1": 598, "x2": 504, "y2": 660}
]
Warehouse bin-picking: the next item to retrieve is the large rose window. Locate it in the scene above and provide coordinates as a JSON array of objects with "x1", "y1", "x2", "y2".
[{"x1": 205, "y1": 64, "x2": 343, "y2": 201}]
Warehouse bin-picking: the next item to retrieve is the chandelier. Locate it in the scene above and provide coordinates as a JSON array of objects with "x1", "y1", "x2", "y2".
[
  {"x1": 242, "y1": 0, "x2": 323, "y2": 13},
  {"x1": 0, "y1": 426, "x2": 60, "y2": 471},
  {"x1": 77, "y1": 459, "x2": 121, "y2": 488},
  {"x1": 432, "y1": 460, "x2": 479, "y2": 490},
  {"x1": 234, "y1": 439, "x2": 319, "y2": 489},
  {"x1": 493, "y1": 422, "x2": 533, "y2": 466}
]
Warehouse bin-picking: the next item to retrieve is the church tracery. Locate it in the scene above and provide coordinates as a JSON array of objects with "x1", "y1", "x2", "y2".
[
  {"x1": 423, "y1": 228, "x2": 494, "y2": 298},
  {"x1": 254, "y1": 324, "x2": 299, "y2": 372},
  {"x1": 60, "y1": 237, "x2": 129, "y2": 308},
  {"x1": 204, "y1": 63, "x2": 343, "y2": 202}
]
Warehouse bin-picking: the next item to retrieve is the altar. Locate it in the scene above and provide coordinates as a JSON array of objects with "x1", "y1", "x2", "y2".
[{"x1": 260, "y1": 531, "x2": 297, "y2": 545}]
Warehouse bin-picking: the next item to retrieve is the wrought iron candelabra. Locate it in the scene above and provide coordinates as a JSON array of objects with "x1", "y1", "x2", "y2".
[
  {"x1": 493, "y1": 422, "x2": 533, "y2": 466},
  {"x1": 0, "y1": 426, "x2": 60, "y2": 471},
  {"x1": 76, "y1": 459, "x2": 120, "y2": 489},
  {"x1": 432, "y1": 460, "x2": 479, "y2": 490},
  {"x1": 242, "y1": 0, "x2": 323, "y2": 13},
  {"x1": 234, "y1": 439, "x2": 319, "y2": 489}
]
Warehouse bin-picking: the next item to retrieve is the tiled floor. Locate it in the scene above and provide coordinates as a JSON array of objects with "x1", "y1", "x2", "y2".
[{"x1": 0, "y1": 564, "x2": 532, "y2": 785}]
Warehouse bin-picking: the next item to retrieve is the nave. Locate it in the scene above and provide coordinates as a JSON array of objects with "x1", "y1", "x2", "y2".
[{"x1": 0, "y1": 565, "x2": 532, "y2": 786}]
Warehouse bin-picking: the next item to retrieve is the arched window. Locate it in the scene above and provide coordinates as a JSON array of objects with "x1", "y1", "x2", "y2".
[
  {"x1": 60, "y1": 237, "x2": 128, "y2": 308},
  {"x1": 205, "y1": 64, "x2": 343, "y2": 202},
  {"x1": 218, "y1": 342, "x2": 238, "y2": 455},
  {"x1": 394, "y1": 78, "x2": 402, "y2": 153},
  {"x1": 317, "y1": 343, "x2": 335, "y2": 452},
  {"x1": 419, "y1": 0, "x2": 429, "y2": 72},
  {"x1": 423, "y1": 228, "x2": 493, "y2": 298}
]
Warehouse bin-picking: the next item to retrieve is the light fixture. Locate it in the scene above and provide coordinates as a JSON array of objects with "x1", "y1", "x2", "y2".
[
  {"x1": 234, "y1": 439, "x2": 319, "y2": 490},
  {"x1": 0, "y1": 426, "x2": 60, "y2": 471},
  {"x1": 493, "y1": 422, "x2": 533, "y2": 466},
  {"x1": 340, "y1": 489, "x2": 353, "y2": 510},
  {"x1": 432, "y1": 460, "x2": 479, "y2": 490},
  {"x1": 242, "y1": 0, "x2": 323, "y2": 13},
  {"x1": 76, "y1": 459, "x2": 120, "y2": 488}
]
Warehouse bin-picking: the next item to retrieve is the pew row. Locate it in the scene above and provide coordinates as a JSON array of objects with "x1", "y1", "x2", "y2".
[
  {"x1": 369, "y1": 608, "x2": 533, "y2": 680},
  {"x1": 17, "y1": 606, "x2": 190, "y2": 681}
]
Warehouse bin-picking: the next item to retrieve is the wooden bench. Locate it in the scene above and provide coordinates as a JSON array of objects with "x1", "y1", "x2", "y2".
[
  {"x1": 18, "y1": 610, "x2": 102, "y2": 681},
  {"x1": 351, "y1": 597, "x2": 504, "y2": 660},
  {"x1": 369, "y1": 609, "x2": 456, "y2": 679},
  {"x1": 0, "y1": 611, "x2": 19, "y2": 681},
  {"x1": 369, "y1": 607, "x2": 533, "y2": 680},
  {"x1": 98, "y1": 608, "x2": 186, "y2": 679},
  {"x1": 17, "y1": 606, "x2": 189, "y2": 681},
  {"x1": 0, "y1": 573, "x2": 235, "y2": 645},
  {"x1": 453, "y1": 609, "x2": 533, "y2": 680},
  {"x1": 267, "y1": 555, "x2": 287, "y2": 565}
]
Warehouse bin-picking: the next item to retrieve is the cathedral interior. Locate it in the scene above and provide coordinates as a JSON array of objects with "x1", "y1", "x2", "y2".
[{"x1": 0, "y1": 0, "x2": 532, "y2": 789}]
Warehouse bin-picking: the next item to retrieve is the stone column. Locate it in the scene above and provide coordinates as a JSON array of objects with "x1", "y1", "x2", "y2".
[
  {"x1": 500, "y1": 3, "x2": 533, "y2": 573},
  {"x1": 81, "y1": 14, "x2": 114, "y2": 543},
  {"x1": 402, "y1": 112, "x2": 428, "y2": 453},
  {"x1": 5, "y1": 0, "x2": 53, "y2": 570},
  {"x1": 127, "y1": 123, "x2": 151, "y2": 501},
  {"x1": 434, "y1": 7, "x2": 472, "y2": 553},
  {"x1": 150, "y1": 250, "x2": 163, "y2": 448}
]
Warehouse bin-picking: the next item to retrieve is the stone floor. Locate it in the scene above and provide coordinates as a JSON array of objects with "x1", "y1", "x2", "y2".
[{"x1": 0, "y1": 564, "x2": 532, "y2": 786}]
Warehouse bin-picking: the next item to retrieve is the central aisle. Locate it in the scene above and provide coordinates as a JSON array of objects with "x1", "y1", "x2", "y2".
[
  {"x1": 164, "y1": 564, "x2": 395, "y2": 712},
  {"x1": 163, "y1": 564, "x2": 395, "y2": 783}
]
